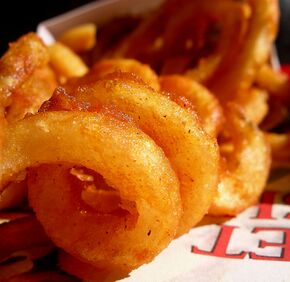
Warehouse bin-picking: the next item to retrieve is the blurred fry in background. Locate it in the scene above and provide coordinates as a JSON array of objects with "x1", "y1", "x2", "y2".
[{"x1": 0, "y1": 0, "x2": 289, "y2": 62}]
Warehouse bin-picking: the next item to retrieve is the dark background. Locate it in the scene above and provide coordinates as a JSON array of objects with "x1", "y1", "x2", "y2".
[
  {"x1": 0, "y1": 0, "x2": 95, "y2": 54},
  {"x1": 0, "y1": 0, "x2": 289, "y2": 63}
]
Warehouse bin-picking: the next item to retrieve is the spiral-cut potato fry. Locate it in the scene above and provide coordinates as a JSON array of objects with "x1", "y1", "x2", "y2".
[
  {"x1": 90, "y1": 59, "x2": 160, "y2": 90},
  {"x1": 0, "y1": 111, "x2": 181, "y2": 273},
  {"x1": 209, "y1": 105, "x2": 271, "y2": 215},
  {"x1": 110, "y1": 0, "x2": 278, "y2": 106},
  {"x1": 0, "y1": 33, "x2": 49, "y2": 117},
  {"x1": 113, "y1": 0, "x2": 250, "y2": 81},
  {"x1": 159, "y1": 75, "x2": 224, "y2": 136},
  {"x1": 68, "y1": 58, "x2": 160, "y2": 91},
  {"x1": 6, "y1": 66, "x2": 57, "y2": 123},
  {"x1": 210, "y1": 0, "x2": 279, "y2": 101},
  {"x1": 162, "y1": 0, "x2": 250, "y2": 81},
  {"x1": 233, "y1": 87, "x2": 269, "y2": 125},
  {"x1": 47, "y1": 72, "x2": 219, "y2": 236}
]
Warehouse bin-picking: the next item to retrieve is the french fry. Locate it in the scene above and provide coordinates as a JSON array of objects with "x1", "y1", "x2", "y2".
[
  {"x1": 256, "y1": 64, "x2": 290, "y2": 102},
  {"x1": 58, "y1": 23, "x2": 97, "y2": 53},
  {"x1": 266, "y1": 132, "x2": 290, "y2": 168},
  {"x1": 48, "y1": 42, "x2": 88, "y2": 82}
]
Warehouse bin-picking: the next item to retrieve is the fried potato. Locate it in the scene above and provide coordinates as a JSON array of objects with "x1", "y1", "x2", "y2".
[
  {"x1": 266, "y1": 133, "x2": 290, "y2": 168},
  {"x1": 256, "y1": 64, "x2": 290, "y2": 103},
  {"x1": 210, "y1": 0, "x2": 279, "y2": 101},
  {"x1": 48, "y1": 72, "x2": 219, "y2": 236},
  {"x1": 58, "y1": 23, "x2": 97, "y2": 53},
  {"x1": 1, "y1": 111, "x2": 181, "y2": 272},
  {"x1": 233, "y1": 87, "x2": 269, "y2": 125},
  {"x1": 112, "y1": 0, "x2": 250, "y2": 84},
  {"x1": 90, "y1": 58, "x2": 160, "y2": 90},
  {"x1": 48, "y1": 42, "x2": 88, "y2": 81},
  {"x1": 6, "y1": 66, "x2": 57, "y2": 123},
  {"x1": 0, "y1": 33, "x2": 49, "y2": 116},
  {"x1": 159, "y1": 75, "x2": 224, "y2": 136},
  {"x1": 209, "y1": 105, "x2": 271, "y2": 215}
]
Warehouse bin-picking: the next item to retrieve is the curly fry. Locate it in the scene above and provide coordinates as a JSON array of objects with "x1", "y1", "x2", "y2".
[
  {"x1": 233, "y1": 87, "x2": 269, "y2": 125},
  {"x1": 159, "y1": 75, "x2": 224, "y2": 136},
  {"x1": 209, "y1": 105, "x2": 271, "y2": 215},
  {"x1": 0, "y1": 33, "x2": 49, "y2": 117},
  {"x1": 90, "y1": 58, "x2": 160, "y2": 90},
  {"x1": 1, "y1": 111, "x2": 181, "y2": 273},
  {"x1": 46, "y1": 72, "x2": 219, "y2": 236},
  {"x1": 210, "y1": 0, "x2": 279, "y2": 101},
  {"x1": 6, "y1": 66, "x2": 57, "y2": 123}
]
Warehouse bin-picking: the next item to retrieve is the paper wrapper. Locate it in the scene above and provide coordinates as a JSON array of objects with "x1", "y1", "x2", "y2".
[{"x1": 35, "y1": 1, "x2": 290, "y2": 281}]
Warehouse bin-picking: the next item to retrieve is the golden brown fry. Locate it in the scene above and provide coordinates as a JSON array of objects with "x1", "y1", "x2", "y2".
[
  {"x1": 0, "y1": 33, "x2": 49, "y2": 117},
  {"x1": 58, "y1": 23, "x2": 97, "y2": 53},
  {"x1": 48, "y1": 72, "x2": 219, "y2": 236},
  {"x1": 233, "y1": 87, "x2": 269, "y2": 125},
  {"x1": 90, "y1": 58, "x2": 160, "y2": 90},
  {"x1": 6, "y1": 66, "x2": 57, "y2": 123},
  {"x1": 159, "y1": 75, "x2": 224, "y2": 136},
  {"x1": 48, "y1": 42, "x2": 88, "y2": 82},
  {"x1": 209, "y1": 105, "x2": 271, "y2": 216},
  {"x1": 1, "y1": 111, "x2": 181, "y2": 272},
  {"x1": 113, "y1": 0, "x2": 251, "y2": 82},
  {"x1": 176, "y1": 0, "x2": 250, "y2": 82},
  {"x1": 256, "y1": 64, "x2": 290, "y2": 102},
  {"x1": 266, "y1": 133, "x2": 290, "y2": 168},
  {"x1": 210, "y1": 0, "x2": 279, "y2": 101}
]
